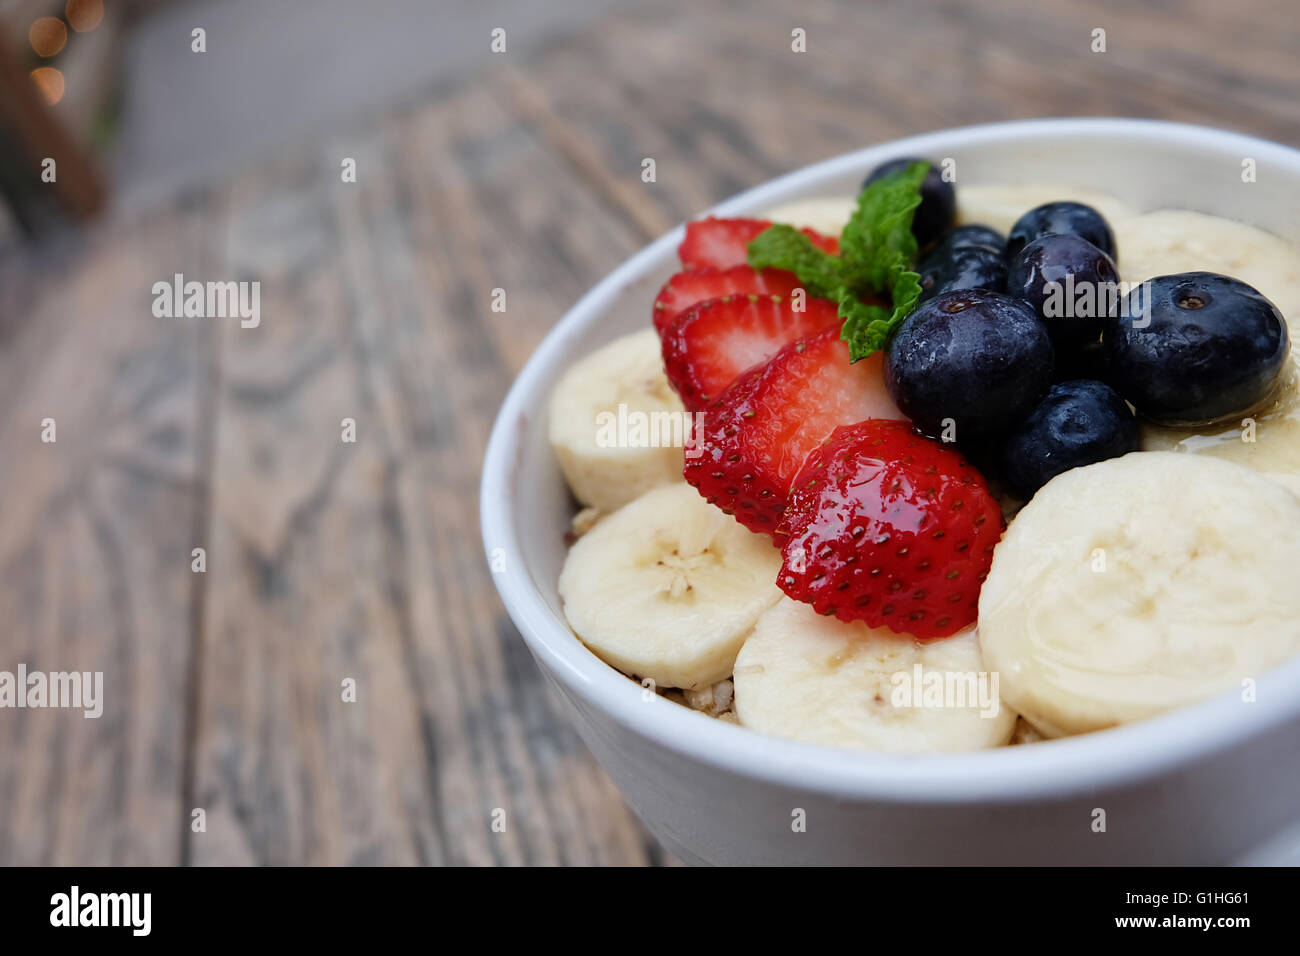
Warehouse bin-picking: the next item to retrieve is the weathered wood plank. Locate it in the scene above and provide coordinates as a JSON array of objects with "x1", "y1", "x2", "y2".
[
  {"x1": 391, "y1": 86, "x2": 669, "y2": 863},
  {"x1": 0, "y1": 210, "x2": 211, "y2": 864},
  {"x1": 500, "y1": 0, "x2": 1300, "y2": 235},
  {"x1": 185, "y1": 151, "x2": 442, "y2": 866},
  {"x1": 188, "y1": 82, "x2": 664, "y2": 865}
]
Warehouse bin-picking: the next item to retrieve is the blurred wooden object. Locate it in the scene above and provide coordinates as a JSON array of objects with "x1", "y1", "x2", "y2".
[
  {"x1": 0, "y1": 0, "x2": 1298, "y2": 866},
  {"x1": 0, "y1": 0, "x2": 119, "y2": 231}
]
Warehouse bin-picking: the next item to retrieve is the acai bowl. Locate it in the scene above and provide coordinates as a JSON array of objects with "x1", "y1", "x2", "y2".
[{"x1": 480, "y1": 119, "x2": 1300, "y2": 866}]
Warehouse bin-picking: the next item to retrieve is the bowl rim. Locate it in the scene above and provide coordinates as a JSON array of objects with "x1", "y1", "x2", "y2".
[{"x1": 481, "y1": 117, "x2": 1300, "y2": 803}]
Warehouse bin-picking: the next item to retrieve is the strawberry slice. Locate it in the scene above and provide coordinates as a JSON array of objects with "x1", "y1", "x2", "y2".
[
  {"x1": 662, "y1": 294, "x2": 840, "y2": 411},
  {"x1": 652, "y1": 265, "x2": 803, "y2": 336},
  {"x1": 684, "y1": 326, "x2": 904, "y2": 534},
  {"x1": 778, "y1": 420, "x2": 1004, "y2": 638},
  {"x1": 677, "y1": 217, "x2": 839, "y2": 271}
]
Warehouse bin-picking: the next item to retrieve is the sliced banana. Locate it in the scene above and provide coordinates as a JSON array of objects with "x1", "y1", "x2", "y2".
[
  {"x1": 1139, "y1": 363, "x2": 1300, "y2": 498},
  {"x1": 762, "y1": 197, "x2": 855, "y2": 237},
  {"x1": 1114, "y1": 209, "x2": 1300, "y2": 325},
  {"x1": 1116, "y1": 209, "x2": 1300, "y2": 494},
  {"x1": 549, "y1": 328, "x2": 687, "y2": 512},
  {"x1": 559, "y1": 482, "x2": 783, "y2": 690},
  {"x1": 979, "y1": 452, "x2": 1300, "y2": 738},
  {"x1": 957, "y1": 184, "x2": 1138, "y2": 236},
  {"x1": 733, "y1": 597, "x2": 1017, "y2": 752}
]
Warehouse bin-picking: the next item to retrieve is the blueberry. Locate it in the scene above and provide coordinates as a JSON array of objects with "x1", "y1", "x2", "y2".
[
  {"x1": 917, "y1": 244, "x2": 1007, "y2": 303},
  {"x1": 997, "y1": 380, "x2": 1139, "y2": 499},
  {"x1": 862, "y1": 157, "x2": 955, "y2": 249},
  {"x1": 1006, "y1": 201, "x2": 1116, "y2": 260},
  {"x1": 1006, "y1": 234, "x2": 1120, "y2": 349},
  {"x1": 1102, "y1": 272, "x2": 1290, "y2": 425},
  {"x1": 885, "y1": 289, "x2": 1054, "y2": 440},
  {"x1": 933, "y1": 223, "x2": 1006, "y2": 256},
  {"x1": 1052, "y1": 340, "x2": 1109, "y2": 384}
]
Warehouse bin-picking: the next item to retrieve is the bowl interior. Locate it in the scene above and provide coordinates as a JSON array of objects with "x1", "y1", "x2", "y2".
[{"x1": 482, "y1": 118, "x2": 1300, "y2": 799}]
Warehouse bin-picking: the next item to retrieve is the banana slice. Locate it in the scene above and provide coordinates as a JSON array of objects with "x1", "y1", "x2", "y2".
[
  {"x1": 549, "y1": 328, "x2": 688, "y2": 513},
  {"x1": 559, "y1": 482, "x2": 783, "y2": 689},
  {"x1": 979, "y1": 452, "x2": 1300, "y2": 738},
  {"x1": 732, "y1": 597, "x2": 1017, "y2": 752},
  {"x1": 1115, "y1": 209, "x2": 1300, "y2": 495},
  {"x1": 762, "y1": 197, "x2": 855, "y2": 237},
  {"x1": 1139, "y1": 363, "x2": 1300, "y2": 498},
  {"x1": 1114, "y1": 209, "x2": 1300, "y2": 325}
]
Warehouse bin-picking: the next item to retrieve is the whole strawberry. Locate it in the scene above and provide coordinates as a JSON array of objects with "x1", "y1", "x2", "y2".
[{"x1": 778, "y1": 420, "x2": 1004, "y2": 638}]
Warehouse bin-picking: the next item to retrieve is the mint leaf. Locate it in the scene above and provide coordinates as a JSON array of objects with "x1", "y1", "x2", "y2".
[
  {"x1": 840, "y1": 270, "x2": 923, "y2": 359},
  {"x1": 838, "y1": 161, "x2": 928, "y2": 361},
  {"x1": 745, "y1": 160, "x2": 930, "y2": 362},
  {"x1": 746, "y1": 224, "x2": 843, "y2": 299},
  {"x1": 836, "y1": 293, "x2": 891, "y2": 355},
  {"x1": 839, "y1": 162, "x2": 926, "y2": 290}
]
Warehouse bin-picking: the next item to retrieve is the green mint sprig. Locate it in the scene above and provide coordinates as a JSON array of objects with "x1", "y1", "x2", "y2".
[
  {"x1": 746, "y1": 225, "x2": 844, "y2": 299},
  {"x1": 746, "y1": 161, "x2": 928, "y2": 361}
]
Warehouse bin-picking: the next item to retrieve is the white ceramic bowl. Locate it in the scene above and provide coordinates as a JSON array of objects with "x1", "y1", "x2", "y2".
[{"x1": 481, "y1": 118, "x2": 1300, "y2": 866}]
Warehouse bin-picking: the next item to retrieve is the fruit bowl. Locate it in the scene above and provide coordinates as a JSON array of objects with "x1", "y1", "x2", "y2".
[{"x1": 480, "y1": 118, "x2": 1300, "y2": 865}]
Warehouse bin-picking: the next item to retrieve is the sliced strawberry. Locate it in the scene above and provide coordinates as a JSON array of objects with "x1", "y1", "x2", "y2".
[
  {"x1": 663, "y1": 294, "x2": 840, "y2": 411},
  {"x1": 778, "y1": 420, "x2": 1005, "y2": 638},
  {"x1": 652, "y1": 265, "x2": 803, "y2": 336},
  {"x1": 684, "y1": 326, "x2": 904, "y2": 534},
  {"x1": 677, "y1": 217, "x2": 839, "y2": 271}
]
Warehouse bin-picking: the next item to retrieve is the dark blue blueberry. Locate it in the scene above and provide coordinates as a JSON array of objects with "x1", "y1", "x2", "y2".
[
  {"x1": 1006, "y1": 201, "x2": 1116, "y2": 260},
  {"x1": 1102, "y1": 272, "x2": 1290, "y2": 425},
  {"x1": 917, "y1": 244, "x2": 1007, "y2": 303},
  {"x1": 1006, "y1": 234, "x2": 1120, "y2": 350},
  {"x1": 996, "y1": 380, "x2": 1139, "y2": 499},
  {"x1": 949, "y1": 433, "x2": 1004, "y2": 484},
  {"x1": 885, "y1": 289, "x2": 1054, "y2": 440},
  {"x1": 1052, "y1": 340, "x2": 1109, "y2": 384},
  {"x1": 933, "y1": 223, "x2": 1006, "y2": 256},
  {"x1": 862, "y1": 157, "x2": 955, "y2": 249}
]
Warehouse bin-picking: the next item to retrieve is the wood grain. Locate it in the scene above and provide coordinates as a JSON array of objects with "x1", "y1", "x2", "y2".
[
  {"x1": 497, "y1": 0, "x2": 1300, "y2": 236},
  {"x1": 0, "y1": 204, "x2": 212, "y2": 864},
  {"x1": 187, "y1": 86, "x2": 662, "y2": 865},
  {"x1": 1, "y1": 0, "x2": 1297, "y2": 865}
]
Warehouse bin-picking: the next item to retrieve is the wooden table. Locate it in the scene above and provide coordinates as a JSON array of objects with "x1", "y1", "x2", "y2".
[{"x1": 1, "y1": 0, "x2": 1297, "y2": 865}]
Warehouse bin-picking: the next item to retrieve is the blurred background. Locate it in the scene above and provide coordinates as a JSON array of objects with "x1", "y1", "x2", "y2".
[{"x1": 0, "y1": 0, "x2": 1296, "y2": 865}]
